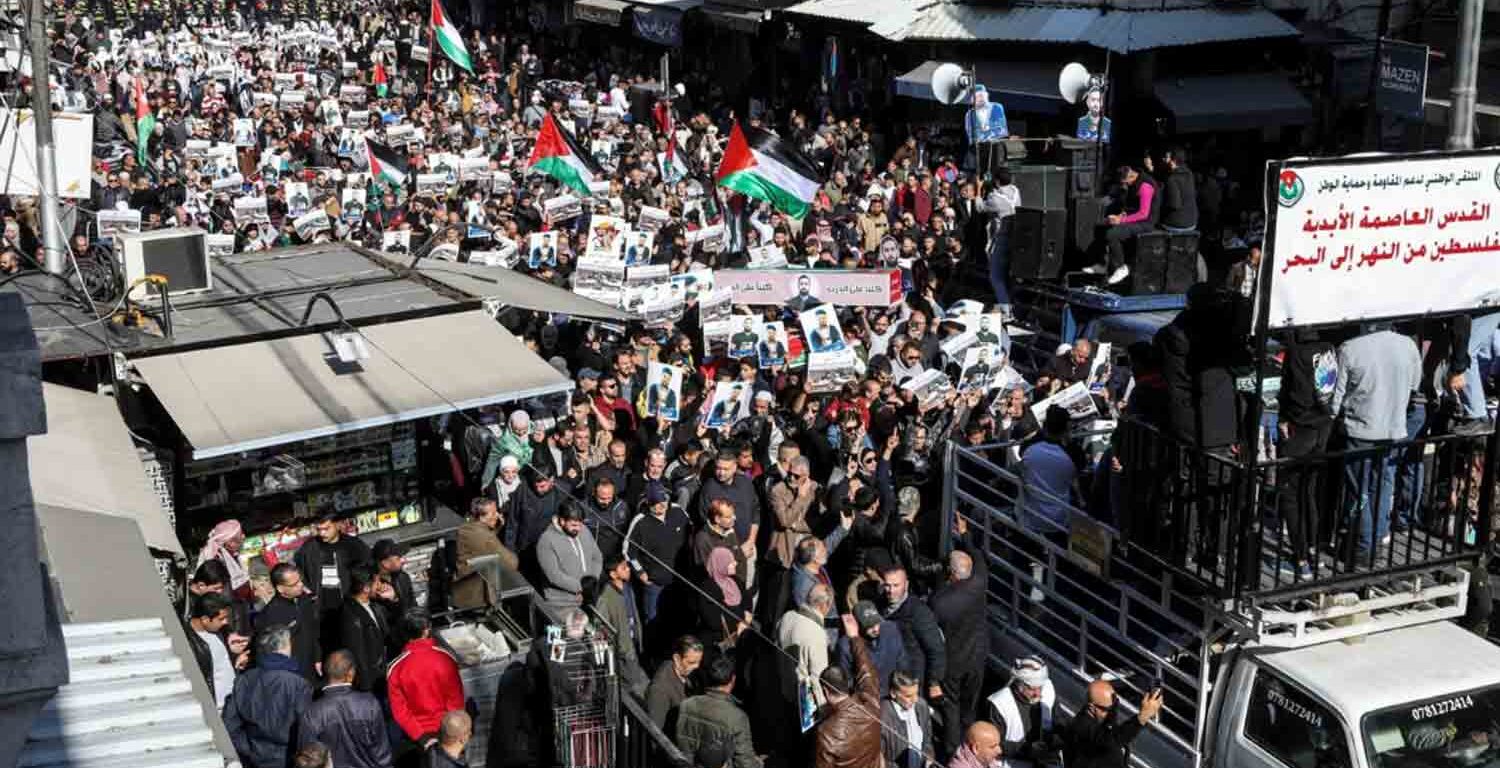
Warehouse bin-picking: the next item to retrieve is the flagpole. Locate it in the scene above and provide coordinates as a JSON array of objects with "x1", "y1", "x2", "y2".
[{"x1": 425, "y1": 20, "x2": 435, "y2": 98}]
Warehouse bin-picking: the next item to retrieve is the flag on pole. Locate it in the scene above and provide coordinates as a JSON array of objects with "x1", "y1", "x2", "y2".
[
  {"x1": 366, "y1": 139, "x2": 409, "y2": 188},
  {"x1": 134, "y1": 77, "x2": 155, "y2": 165},
  {"x1": 429, "y1": 0, "x2": 473, "y2": 74},
  {"x1": 526, "y1": 113, "x2": 603, "y2": 196},
  {"x1": 373, "y1": 61, "x2": 389, "y2": 98},
  {"x1": 714, "y1": 122, "x2": 820, "y2": 219},
  {"x1": 653, "y1": 98, "x2": 683, "y2": 184}
]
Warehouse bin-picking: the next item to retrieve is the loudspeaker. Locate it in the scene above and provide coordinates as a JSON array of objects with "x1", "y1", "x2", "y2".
[
  {"x1": 1011, "y1": 166, "x2": 1067, "y2": 212},
  {"x1": 1130, "y1": 232, "x2": 1169, "y2": 295},
  {"x1": 1010, "y1": 207, "x2": 1066, "y2": 281},
  {"x1": 1070, "y1": 196, "x2": 1105, "y2": 256},
  {"x1": 1058, "y1": 143, "x2": 1100, "y2": 199},
  {"x1": 1165, "y1": 232, "x2": 1200, "y2": 294}
]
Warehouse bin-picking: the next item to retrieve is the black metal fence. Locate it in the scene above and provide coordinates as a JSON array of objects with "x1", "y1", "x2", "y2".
[
  {"x1": 618, "y1": 693, "x2": 694, "y2": 768},
  {"x1": 1114, "y1": 417, "x2": 1496, "y2": 600}
]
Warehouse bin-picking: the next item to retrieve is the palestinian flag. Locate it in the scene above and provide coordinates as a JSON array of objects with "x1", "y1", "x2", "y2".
[
  {"x1": 134, "y1": 77, "x2": 155, "y2": 165},
  {"x1": 653, "y1": 99, "x2": 682, "y2": 183},
  {"x1": 366, "y1": 139, "x2": 409, "y2": 188},
  {"x1": 526, "y1": 113, "x2": 603, "y2": 196},
  {"x1": 373, "y1": 61, "x2": 389, "y2": 98},
  {"x1": 430, "y1": 0, "x2": 473, "y2": 74},
  {"x1": 714, "y1": 122, "x2": 820, "y2": 219}
]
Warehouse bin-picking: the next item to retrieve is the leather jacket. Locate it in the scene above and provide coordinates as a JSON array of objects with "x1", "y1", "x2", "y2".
[{"x1": 814, "y1": 634, "x2": 882, "y2": 768}]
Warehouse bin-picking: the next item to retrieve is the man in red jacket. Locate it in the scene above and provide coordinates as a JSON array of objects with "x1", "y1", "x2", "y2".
[{"x1": 387, "y1": 611, "x2": 465, "y2": 747}]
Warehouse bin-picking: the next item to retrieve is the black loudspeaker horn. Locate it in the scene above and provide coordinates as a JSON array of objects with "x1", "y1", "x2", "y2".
[{"x1": 1010, "y1": 207, "x2": 1066, "y2": 281}]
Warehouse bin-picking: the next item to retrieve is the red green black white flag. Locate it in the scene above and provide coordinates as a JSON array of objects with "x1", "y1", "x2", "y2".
[
  {"x1": 714, "y1": 122, "x2": 820, "y2": 219},
  {"x1": 366, "y1": 139, "x2": 409, "y2": 188},
  {"x1": 527, "y1": 113, "x2": 604, "y2": 196}
]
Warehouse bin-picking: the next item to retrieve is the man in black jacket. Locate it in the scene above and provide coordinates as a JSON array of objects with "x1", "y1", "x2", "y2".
[
  {"x1": 255, "y1": 563, "x2": 323, "y2": 684},
  {"x1": 296, "y1": 650, "x2": 392, "y2": 768},
  {"x1": 339, "y1": 564, "x2": 390, "y2": 696},
  {"x1": 224, "y1": 627, "x2": 315, "y2": 768},
  {"x1": 294, "y1": 515, "x2": 373, "y2": 656},
  {"x1": 929, "y1": 515, "x2": 990, "y2": 749},
  {"x1": 1061, "y1": 679, "x2": 1163, "y2": 768},
  {"x1": 1276, "y1": 328, "x2": 1337, "y2": 577},
  {"x1": 1159, "y1": 147, "x2": 1198, "y2": 232},
  {"x1": 371, "y1": 539, "x2": 416, "y2": 623},
  {"x1": 878, "y1": 564, "x2": 946, "y2": 704}
]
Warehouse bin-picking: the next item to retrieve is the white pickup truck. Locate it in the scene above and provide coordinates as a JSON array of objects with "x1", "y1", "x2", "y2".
[{"x1": 944, "y1": 441, "x2": 1500, "y2": 768}]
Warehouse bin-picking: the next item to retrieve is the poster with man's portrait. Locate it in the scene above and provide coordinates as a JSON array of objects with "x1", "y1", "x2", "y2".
[
  {"x1": 704, "y1": 381, "x2": 750, "y2": 428},
  {"x1": 284, "y1": 181, "x2": 312, "y2": 217},
  {"x1": 233, "y1": 196, "x2": 270, "y2": 225},
  {"x1": 799, "y1": 305, "x2": 847, "y2": 355},
  {"x1": 528, "y1": 232, "x2": 559, "y2": 269},
  {"x1": 382, "y1": 229, "x2": 411, "y2": 254},
  {"x1": 645, "y1": 362, "x2": 684, "y2": 422},
  {"x1": 97, "y1": 209, "x2": 142, "y2": 238},
  {"x1": 728, "y1": 315, "x2": 761, "y2": 360},
  {"x1": 232, "y1": 118, "x2": 256, "y2": 147},
  {"x1": 586, "y1": 214, "x2": 628, "y2": 260},
  {"x1": 698, "y1": 287, "x2": 733, "y2": 323},
  {"x1": 958, "y1": 345, "x2": 1003, "y2": 393},
  {"x1": 623, "y1": 229, "x2": 654, "y2": 266},
  {"x1": 543, "y1": 194, "x2": 583, "y2": 221},
  {"x1": 207, "y1": 233, "x2": 236, "y2": 258},
  {"x1": 637, "y1": 206, "x2": 669, "y2": 233},
  {"x1": 962, "y1": 312, "x2": 1010, "y2": 352},
  {"x1": 758, "y1": 321, "x2": 788, "y2": 368},
  {"x1": 293, "y1": 210, "x2": 331, "y2": 240}
]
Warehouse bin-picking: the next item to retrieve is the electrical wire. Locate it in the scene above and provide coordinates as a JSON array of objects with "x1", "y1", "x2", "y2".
[{"x1": 349, "y1": 319, "x2": 951, "y2": 767}]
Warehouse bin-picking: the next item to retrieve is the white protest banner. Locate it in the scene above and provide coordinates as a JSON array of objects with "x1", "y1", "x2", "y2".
[
  {"x1": 718, "y1": 269, "x2": 903, "y2": 308},
  {"x1": 639, "y1": 286, "x2": 686, "y2": 326},
  {"x1": 901, "y1": 368, "x2": 953, "y2": 407},
  {"x1": 0, "y1": 110, "x2": 92, "y2": 198},
  {"x1": 644, "y1": 363, "x2": 684, "y2": 421},
  {"x1": 808, "y1": 349, "x2": 860, "y2": 393},
  {"x1": 1267, "y1": 151, "x2": 1500, "y2": 328},
  {"x1": 293, "y1": 210, "x2": 331, "y2": 239},
  {"x1": 416, "y1": 173, "x2": 448, "y2": 196},
  {"x1": 940, "y1": 329, "x2": 978, "y2": 361},
  {"x1": 698, "y1": 287, "x2": 733, "y2": 322},
  {"x1": 637, "y1": 206, "x2": 669, "y2": 233},
  {"x1": 382, "y1": 230, "x2": 412, "y2": 254},
  {"x1": 411, "y1": 44, "x2": 430, "y2": 63},
  {"x1": 747, "y1": 245, "x2": 788, "y2": 269},
  {"x1": 673, "y1": 269, "x2": 716, "y2": 301},
  {"x1": 574, "y1": 255, "x2": 626, "y2": 305},
  {"x1": 544, "y1": 195, "x2": 582, "y2": 221},
  {"x1": 233, "y1": 196, "x2": 270, "y2": 224},
  {"x1": 757, "y1": 322, "x2": 788, "y2": 367},
  {"x1": 206, "y1": 234, "x2": 236, "y2": 258},
  {"x1": 1031, "y1": 381, "x2": 1100, "y2": 423},
  {"x1": 97, "y1": 208, "x2": 142, "y2": 237}
]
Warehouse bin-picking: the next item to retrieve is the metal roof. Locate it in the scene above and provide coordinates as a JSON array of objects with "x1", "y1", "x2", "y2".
[
  {"x1": 11, "y1": 243, "x2": 463, "y2": 362},
  {"x1": 788, "y1": 0, "x2": 1300, "y2": 51},
  {"x1": 1083, "y1": 7, "x2": 1300, "y2": 53},
  {"x1": 29, "y1": 383, "x2": 182, "y2": 555},
  {"x1": 131, "y1": 310, "x2": 573, "y2": 459},
  {"x1": 403, "y1": 257, "x2": 638, "y2": 321},
  {"x1": 1154, "y1": 72, "x2": 1313, "y2": 132},
  {"x1": 895, "y1": 60, "x2": 1068, "y2": 113}
]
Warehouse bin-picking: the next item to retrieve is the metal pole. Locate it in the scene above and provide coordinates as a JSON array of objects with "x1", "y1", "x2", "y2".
[
  {"x1": 1363, "y1": 0, "x2": 1393, "y2": 150},
  {"x1": 1448, "y1": 0, "x2": 1483, "y2": 149},
  {"x1": 27, "y1": 0, "x2": 66, "y2": 276}
]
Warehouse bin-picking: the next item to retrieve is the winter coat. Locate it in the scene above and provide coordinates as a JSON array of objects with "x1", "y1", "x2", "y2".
[
  {"x1": 223, "y1": 653, "x2": 314, "y2": 768},
  {"x1": 296, "y1": 684, "x2": 392, "y2": 768}
]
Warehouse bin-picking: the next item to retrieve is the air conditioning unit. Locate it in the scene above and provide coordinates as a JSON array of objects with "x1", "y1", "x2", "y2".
[{"x1": 117, "y1": 227, "x2": 212, "y2": 302}]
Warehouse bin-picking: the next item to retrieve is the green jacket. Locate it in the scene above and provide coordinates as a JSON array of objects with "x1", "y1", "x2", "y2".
[
  {"x1": 675, "y1": 691, "x2": 760, "y2": 768},
  {"x1": 480, "y1": 429, "x2": 533, "y2": 488}
]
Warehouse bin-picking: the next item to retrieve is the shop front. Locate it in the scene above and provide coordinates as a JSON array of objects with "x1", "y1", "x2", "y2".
[{"x1": 125, "y1": 309, "x2": 572, "y2": 585}]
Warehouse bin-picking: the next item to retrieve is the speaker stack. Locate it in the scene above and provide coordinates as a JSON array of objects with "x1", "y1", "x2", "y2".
[
  {"x1": 1130, "y1": 232, "x2": 1169, "y2": 295},
  {"x1": 1009, "y1": 207, "x2": 1067, "y2": 281},
  {"x1": 1164, "y1": 232, "x2": 1200, "y2": 294}
]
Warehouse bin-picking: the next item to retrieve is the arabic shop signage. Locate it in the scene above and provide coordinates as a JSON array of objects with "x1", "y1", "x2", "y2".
[
  {"x1": 717, "y1": 269, "x2": 904, "y2": 308},
  {"x1": 1266, "y1": 151, "x2": 1500, "y2": 329},
  {"x1": 632, "y1": 6, "x2": 683, "y2": 47},
  {"x1": 1376, "y1": 39, "x2": 1429, "y2": 119}
]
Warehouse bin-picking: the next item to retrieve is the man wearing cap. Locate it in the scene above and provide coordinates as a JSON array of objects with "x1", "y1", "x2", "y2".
[
  {"x1": 504, "y1": 469, "x2": 563, "y2": 554},
  {"x1": 624, "y1": 481, "x2": 691, "y2": 623},
  {"x1": 835, "y1": 600, "x2": 909, "y2": 698},
  {"x1": 371, "y1": 539, "x2": 415, "y2": 619},
  {"x1": 535, "y1": 504, "x2": 603, "y2": 620},
  {"x1": 987, "y1": 657, "x2": 1061, "y2": 768}
]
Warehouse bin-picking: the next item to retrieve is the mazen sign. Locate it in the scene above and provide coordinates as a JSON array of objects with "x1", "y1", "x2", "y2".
[{"x1": 1265, "y1": 151, "x2": 1500, "y2": 329}]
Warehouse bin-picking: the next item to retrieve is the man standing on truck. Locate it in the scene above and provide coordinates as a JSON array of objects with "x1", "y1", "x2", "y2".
[
  {"x1": 1060, "y1": 678, "x2": 1163, "y2": 768},
  {"x1": 986, "y1": 657, "x2": 1061, "y2": 768}
]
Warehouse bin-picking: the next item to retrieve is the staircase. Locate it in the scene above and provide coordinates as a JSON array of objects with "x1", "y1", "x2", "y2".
[{"x1": 19, "y1": 619, "x2": 228, "y2": 768}]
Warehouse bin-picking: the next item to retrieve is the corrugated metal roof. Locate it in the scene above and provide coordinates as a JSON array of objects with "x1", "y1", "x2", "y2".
[
  {"x1": 1083, "y1": 8, "x2": 1300, "y2": 52},
  {"x1": 880, "y1": 4, "x2": 1101, "y2": 42},
  {"x1": 1154, "y1": 72, "x2": 1313, "y2": 132},
  {"x1": 895, "y1": 60, "x2": 1068, "y2": 113},
  {"x1": 783, "y1": 0, "x2": 915, "y2": 25},
  {"x1": 20, "y1": 619, "x2": 229, "y2": 768}
]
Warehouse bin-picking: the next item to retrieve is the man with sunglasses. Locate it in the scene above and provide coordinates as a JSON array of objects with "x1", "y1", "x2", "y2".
[{"x1": 1060, "y1": 678, "x2": 1164, "y2": 768}]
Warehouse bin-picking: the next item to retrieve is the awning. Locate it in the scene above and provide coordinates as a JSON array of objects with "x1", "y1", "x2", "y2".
[
  {"x1": 895, "y1": 61, "x2": 1068, "y2": 114},
  {"x1": 784, "y1": 0, "x2": 897, "y2": 25},
  {"x1": 573, "y1": 0, "x2": 628, "y2": 25},
  {"x1": 1083, "y1": 8, "x2": 1299, "y2": 53},
  {"x1": 1154, "y1": 73, "x2": 1312, "y2": 133},
  {"x1": 874, "y1": 5, "x2": 1100, "y2": 43},
  {"x1": 133, "y1": 311, "x2": 573, "y2": 460},
  {"x1": 29, "y1": 384, "x2": 183, "y2": 555},
  {"x1": 412, "y1": 260, "x2": 636, "y2": 321},
  {"x1": 701, "y1": 3, "x2": 763, "y2": 33}
]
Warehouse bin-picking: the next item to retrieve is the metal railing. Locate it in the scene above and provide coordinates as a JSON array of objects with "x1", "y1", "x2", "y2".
[
  {"x1": 1112, "y1": 417, "x2": 1494, "y2": 601},
  {"x1": 945, "y1": 442, "x2": 1220, "y2": 766},
  {"x1": 618, "y1": 693, "x2": 695, "y2": 768}
]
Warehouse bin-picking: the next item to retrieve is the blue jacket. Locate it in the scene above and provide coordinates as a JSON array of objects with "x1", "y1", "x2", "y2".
[
  {"x1": 298, "y1": 684, "x2": 393, "y2": 768},
  {"x1": 224, "y1": 653, "x2": 315, "y2": 768},
  {"x1": 835, "y1": 620, "x2": 909, "y2": 696}
]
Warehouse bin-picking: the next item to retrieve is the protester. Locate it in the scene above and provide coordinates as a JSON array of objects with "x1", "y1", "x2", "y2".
[
  {"x1": 1060, "y1": 679, "x2": 1163, "y2": 768},
  {"x1": 254, "y1": 563, "x2": 323, "y2": 684},
  {"x1": 882, "y1": 670, "x2": 937, "y2": 768},
  {"x1": 814, "y1": 613, "x2": 882, "y2": 768},
  {"x1": 647, "y1": 635, "x2": 705, "y2": 732},
  {"x1": 387, "y1": 611, "x2": 465, "y2": 748},
  {"x1": 338, "y1": 564, "x2": 390, "y2": 696},
  {"x1": 296, "y1": 650, "x2": 392, "y2": 768},
  {"x1": 185, "y1": 592, "x2": 237, "y2": 711},
  {"x1": 675, "y1": 655, "x2": 760, "y2": 768},
  {"x1": 426, "y1": 711, "x2": 473, "y2": 768},
  {"x1": 453, "y1": 496, "x2": 519, "y2": 611},
  {"x1": 224, "y1": 627, "x2": 314, "y2": 768}
]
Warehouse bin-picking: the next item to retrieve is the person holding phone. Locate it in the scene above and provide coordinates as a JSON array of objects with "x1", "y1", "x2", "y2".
[{"x1": 1060, "y1": 678, "x2": 1164, "y2": 768}]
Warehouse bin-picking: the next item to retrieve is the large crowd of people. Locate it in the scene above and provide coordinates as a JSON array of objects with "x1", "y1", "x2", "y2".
[{"x1": 9, "y1": 0, "x2": 1500, "y2": 767}]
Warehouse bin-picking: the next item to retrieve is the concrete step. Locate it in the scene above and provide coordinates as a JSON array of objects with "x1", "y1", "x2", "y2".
[
  {"x1": 64, "y1": 630, "x2": 174, "y2": 661},
  {"x1": 60, "y1": 618, "x2": 163, "y2": 641},
  {"x1": 47, "y1": 672, "x2": 193, "y2": 711},
  {"x1": 30, "y1": 693, "x2": 205, "y2": 741},
  {"x1": 22, "y1": 742, "x2": 224, "y2": 768},
  {"x1": 63, "y1": 649, "x2": 183, "y2": 685},
  {"x1": 18, "y1": 721, "x2": 215, "y2": 767}
]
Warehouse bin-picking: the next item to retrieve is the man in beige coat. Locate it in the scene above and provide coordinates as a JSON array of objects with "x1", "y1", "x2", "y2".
[
  {"x1": 452, "y1": 497, "x2": 520, "y2": 610},
  {"x1": 776, "y1": 583, "x2": 835, "y2": 705},
  {"x1": 767, "y1": 457, "x2": 820, "y2": 568}
]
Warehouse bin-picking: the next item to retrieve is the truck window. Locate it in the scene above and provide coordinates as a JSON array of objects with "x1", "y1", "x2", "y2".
[
  {"x1": 1245, "y1": 668, "x2": 1351, "y2": 768},
  {"x1": 1362, "y1": 684, "x2": 1500, "y2": 768}
]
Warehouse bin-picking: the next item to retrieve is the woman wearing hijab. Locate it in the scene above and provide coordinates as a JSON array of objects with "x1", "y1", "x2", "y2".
[
  {"x1": 197, "y1": 519, "x2": 251, "y2": 601},
  {"x1": 697, "y1": 546, "x2": 751, "y2": 651}
]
